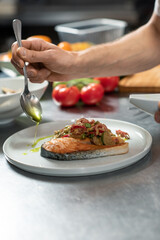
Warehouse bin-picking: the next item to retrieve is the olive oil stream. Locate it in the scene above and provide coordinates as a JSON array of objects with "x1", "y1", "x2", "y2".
[{"x1": 23, "y1": 121, "x2": 53, "y2": 155}]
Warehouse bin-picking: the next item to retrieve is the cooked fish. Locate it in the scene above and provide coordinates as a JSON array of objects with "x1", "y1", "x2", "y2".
[{"x1": 41, "y1": 137, "x2": 129, "y2": 160}]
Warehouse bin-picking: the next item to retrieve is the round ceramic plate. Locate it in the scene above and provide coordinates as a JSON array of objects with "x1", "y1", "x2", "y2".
[{"x1": 3, "y1": 119, "x2": 152, "y2": 177}]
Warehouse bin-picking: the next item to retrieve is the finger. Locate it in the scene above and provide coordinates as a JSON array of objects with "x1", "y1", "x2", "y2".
[
  {"x1": 11, "y1": 39, "x2": 53, "y2": 67},
  {"x1": 17, "y1": 47, "x2": 51, "y2": 64},
  {"x1": 11, "y1": 59, "x2": 40, "y2": 79},
  {"x1": 24, "y1": 64, "x2": 40, "y2": 78},
  {"x1": 28, "y1": 68, "x2": 51, "y2": 83},
  {"x1": 11, "y1": 59, "x2": 24, "y2": 75},
  {"x1": 11, "y1": 42, "x2": 24, "y2": 68},
  {"x1": 20, "y1": 39, "x2": 54, "y2": 51}
]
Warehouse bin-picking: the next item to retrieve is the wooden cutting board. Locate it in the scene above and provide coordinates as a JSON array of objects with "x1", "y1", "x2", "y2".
[{"x1": 119, "y1": 65, "x2": 160, "y2": 93}]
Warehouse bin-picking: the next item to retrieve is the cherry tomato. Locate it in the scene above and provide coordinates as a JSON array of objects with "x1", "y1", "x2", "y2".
[
  {"x1": 52, "y1": 84, "x2": 66, "y2": 102},
  {"x1": 52, "y1": 84, "x2": 80, "y2": 107},
  {"x1": 80, "y1": 83, "x2": 104, "y2": 105},
  {"x1": 94, "y1": 76, "x2": 119, "y2": 92}
]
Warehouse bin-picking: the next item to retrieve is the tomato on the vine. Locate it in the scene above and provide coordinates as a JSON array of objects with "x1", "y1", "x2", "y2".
[
  {"x1": 52, "y1": 84, "x2": 80, "y2": 107},
  {"x1": 94, "y1": 76, "x2": 119, "y2": 92},
  {"x1": 52, "y1": 84, "x2": 66, "y2": 102},
  {"x1": 80, "y1": 83, "x2": 104, "y2": 105}
]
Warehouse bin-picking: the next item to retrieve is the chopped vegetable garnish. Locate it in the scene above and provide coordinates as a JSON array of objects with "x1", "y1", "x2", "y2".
[{"x1": 51, "y1": 118, "x2": 129, "y2": 146}]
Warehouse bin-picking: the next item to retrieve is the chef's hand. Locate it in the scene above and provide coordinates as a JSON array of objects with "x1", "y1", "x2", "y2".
[
  {"x1": 11, "y1": 38, "x2": 80, "y2": 83},
  {"x1": 154, "y1": 101, "x2": 160, "y2": 123}
]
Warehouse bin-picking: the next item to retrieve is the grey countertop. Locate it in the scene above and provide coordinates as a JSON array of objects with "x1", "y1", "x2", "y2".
[{"x1": 0, "y1": 82, "x2": 160, "y2": 240}]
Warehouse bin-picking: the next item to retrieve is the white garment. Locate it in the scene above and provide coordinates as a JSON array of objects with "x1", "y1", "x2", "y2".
[{"x1": 154, "y1": 0, "x2": 160, "y2": 16}]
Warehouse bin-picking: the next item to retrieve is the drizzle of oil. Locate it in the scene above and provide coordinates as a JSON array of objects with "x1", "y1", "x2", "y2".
[
  {"x1": 22, "y1": 119, "x2": 54, "y2": 155},
  {"x1": 32, "y1": 134, "x2": 54, "y2": 148},
  {"x1": 33, "y1": 121, "x2": 39, "y2": 147},
  {"x1": 30, "y1": 147, "x2": 41, "y2": 153}
]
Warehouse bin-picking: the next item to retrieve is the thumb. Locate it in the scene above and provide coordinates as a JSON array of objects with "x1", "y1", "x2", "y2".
[{"x1": 17, "y1": 47, "x2": 46, "y2": 63}]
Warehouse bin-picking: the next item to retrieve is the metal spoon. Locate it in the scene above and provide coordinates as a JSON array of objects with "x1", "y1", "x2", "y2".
[{"x1": 12, "y1": 19, "x2": 42, "y2": 123}]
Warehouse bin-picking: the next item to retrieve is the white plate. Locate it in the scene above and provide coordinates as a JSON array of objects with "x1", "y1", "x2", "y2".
[
  {"x1": 129, "y1": 94, "x2": 160, "y2": 115},
  {"x1": 3, "y1": 119, "x2": 152, "y2": 177}
]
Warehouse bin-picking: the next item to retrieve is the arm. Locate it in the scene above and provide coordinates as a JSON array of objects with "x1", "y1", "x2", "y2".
[
  {"x1": 11, "y1": 14, "x2": 160, "y2": 83},
  {"x1": 76, "y1": 14, "x2": 160, "y2": 78}
]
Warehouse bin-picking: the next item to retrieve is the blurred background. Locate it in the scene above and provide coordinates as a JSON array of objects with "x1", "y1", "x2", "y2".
[{"x1": 0, "y1": 0, "x2": 155, "y2": 52}]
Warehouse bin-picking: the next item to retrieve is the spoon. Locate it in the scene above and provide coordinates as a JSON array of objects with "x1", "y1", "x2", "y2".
[{"x1": 12, "y1": 19, "x2": 42, "y2": 123}]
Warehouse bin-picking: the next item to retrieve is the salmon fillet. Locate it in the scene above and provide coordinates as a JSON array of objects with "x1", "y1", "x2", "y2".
[{"x1": 41, "y1": 137, "x2": 129, "y2": 160}]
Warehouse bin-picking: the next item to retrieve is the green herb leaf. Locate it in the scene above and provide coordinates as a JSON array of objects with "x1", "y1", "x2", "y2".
[
  {"x1": 67, "y1": 78, "x2": 99, "y2": 90},
  {"x1": 81, "y1": 133, "x2": 86, "y2": 139},
  {"x1": 52, "y1": 81, "x2": 67, "y2": 88},
  {"x1": 85, "y1": 123, "x2": 91, "y2": 128},
  {"x1": 89, "y1": 134, "x2": 95, "y2": 138}
]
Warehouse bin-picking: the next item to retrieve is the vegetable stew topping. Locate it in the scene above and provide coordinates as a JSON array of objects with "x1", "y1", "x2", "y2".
[{"x1": 53, "y1": 118, "x2": 130, "y2": 146}]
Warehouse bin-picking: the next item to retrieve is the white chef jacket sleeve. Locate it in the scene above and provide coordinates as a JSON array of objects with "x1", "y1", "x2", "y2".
[{"x1": 154, "y1": 0, "x2": 160, "y2": 16}]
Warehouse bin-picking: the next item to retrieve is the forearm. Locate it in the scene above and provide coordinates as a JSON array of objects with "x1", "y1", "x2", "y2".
[{"x1": 75, "y1": 14, "x2": 160, "y2": 78}]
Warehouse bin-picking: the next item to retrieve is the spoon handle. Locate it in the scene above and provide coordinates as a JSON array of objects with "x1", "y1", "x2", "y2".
[{"x1": 13, "y1": 19, "x2": 29, "y2": 94}]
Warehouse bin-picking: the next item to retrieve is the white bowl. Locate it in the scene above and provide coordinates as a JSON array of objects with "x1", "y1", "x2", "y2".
[
  {"x1": 0, "y1": 76, "x2": 48, "y2": 124},
  {"x1": 0, "y1": 52, "x2": 19, "y2": 77}
]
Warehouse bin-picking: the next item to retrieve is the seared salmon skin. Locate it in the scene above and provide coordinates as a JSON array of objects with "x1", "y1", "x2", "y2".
[{"x1": 41, "y1": 137, "x2": 129, "y2": 161}]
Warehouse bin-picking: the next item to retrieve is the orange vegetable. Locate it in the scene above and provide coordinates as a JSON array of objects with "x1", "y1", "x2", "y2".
[
  {"x1": 71, "y1": 42, "x2": 93, "y2": 51},
  {"x1": 58, "y1": 41, "x2": 93, "y2": 51},
  {"x1": 0, "y1": 51, "x2": 12, "y2": 61},
  {"x1": 29, "y1": 35, "x2": 52, "y2": 43},
  {"x1": 57, "y1": 41, "x2": 72, "y2": 51}
]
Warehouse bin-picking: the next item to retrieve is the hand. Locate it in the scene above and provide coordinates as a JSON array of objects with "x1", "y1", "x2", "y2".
[
  {"x1": 154, "y1": 101, "x2": 160, "y2": 123},
  {"x1": 11, "y1": 38, "x2": 79, "y2": 83}
]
